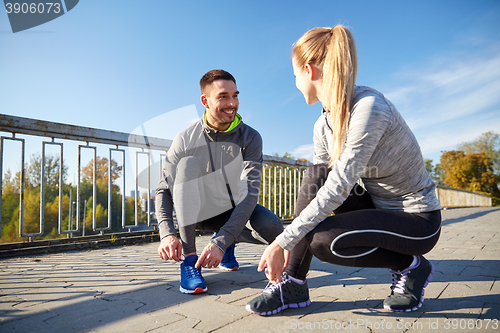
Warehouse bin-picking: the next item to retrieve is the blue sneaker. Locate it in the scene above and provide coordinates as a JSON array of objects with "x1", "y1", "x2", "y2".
[
  {"x1": 219, "y1": 244, "x2": 239, "y2": 271},
  {"x1": 179, "y1": 254, "x2": 207, "y2": 294}
]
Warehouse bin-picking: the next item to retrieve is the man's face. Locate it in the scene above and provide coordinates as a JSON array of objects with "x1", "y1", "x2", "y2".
[{"x1": 201, "y1": 80, "x2": 239, "y2": 131}]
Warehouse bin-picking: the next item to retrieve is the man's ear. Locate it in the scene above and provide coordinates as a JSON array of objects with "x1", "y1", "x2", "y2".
[{"x1": 200, "y1": 94, "x2": 209, "y2": 109}]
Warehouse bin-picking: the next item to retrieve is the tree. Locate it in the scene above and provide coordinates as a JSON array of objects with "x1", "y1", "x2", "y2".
[
  {"x1": 9, "y1": 188, "x2": 41, "y2": 236},
  {"x1": 458, "y1": 131, "x2": 500, "y2": 175},
  {"x1": 24, "y1": 153, "x2": 68, "y2": 204},
  {"x1": 84, "y1": 198, "x2": 108, "y2": 229},
  {"x1": 80, "y1": 157, "x2": 128, "y2": 231},
  {"x1": 2, "y1": 170, "x2": 18, "y2": 194},
  {"x1": 1, "y1": 154, "x2": 130, "y2": 243},
  {"x1": 440, "y1": 150, "x2": 500, "y2": 201},
  {"x1": 26, "y1": 153, "x2": 67, "y2": 186},
  {"x1": 424, "y1": 158, "x2": 444, "y2": 185},
  {"x1": 82, "y1": 156, "x2": 122, "y2": 186},
  {"x1": 1, "y1": 170, "x2": 20, "y2": 239}
]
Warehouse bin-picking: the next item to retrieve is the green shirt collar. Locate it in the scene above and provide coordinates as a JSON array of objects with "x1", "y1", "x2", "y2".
[{"x1": 204, "y1": 110, "x2": 241, "y2": 132}]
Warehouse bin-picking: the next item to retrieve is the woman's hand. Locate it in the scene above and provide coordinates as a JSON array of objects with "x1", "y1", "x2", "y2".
[{"x1": 258, "y1": 240, "x2": 289, "y2": 284}]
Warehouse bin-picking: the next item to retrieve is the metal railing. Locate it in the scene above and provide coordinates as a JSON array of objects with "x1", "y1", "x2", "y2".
[
  {"x1": 0, "y1": 114, "x2": 172, "y2": 241},
  {"x1": 0, "y1": 114, "x2": 309, "y2": 242},
  {"x1": 260, "y1": 156, "x2": 310, "y2": 219}
]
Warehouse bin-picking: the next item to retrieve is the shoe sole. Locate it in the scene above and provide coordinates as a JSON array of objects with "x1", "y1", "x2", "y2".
[
  {"x1": 179, "y1": 286, "x2": 208, "y2": 294},
  {"x1": 219, "y1": 266, "x2": 239, "y2": 271},
  {"x1": 245, "y1": 299, "x2": 311, "y2": 316},
  {"x1": 384, "y1": 262, "x2": 435, "y2": 312}
]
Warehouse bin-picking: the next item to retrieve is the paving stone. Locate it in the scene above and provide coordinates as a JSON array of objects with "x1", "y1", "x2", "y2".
[
  {"x1": 0, "y1": 295, "x2": 30, "y2": 323},
  {"x1": 151, "y1": 294, "x2": 249, "y2": 332},
  {"x1": 102, "y1": 284, "x2": 185, "y2": 313},
  {"x1": 429, "y1": 300, "x2": 485, "y2": 317},
  {"x1": 489, "y1": 279, "x2": 500, "y2": 294},
  {"x1": 43, "y1": 298, "x2": 146, "y2": 332},
  {"x1": 0, "y1": 207, "x2": 499, "y2": 332},
  {"x1": 93, "y1": 312, "x2": 186, "y2": 333},
  {"x1": 0, "y1": 309, "x2": 59, "y2": 333},
  {"x1": 481, "y1": 302, "x2": 500, "y2": 319},
  {"x1": 213, "y1": 312, "x2": 305, "y2": 333},
  {"x1": 438, "y1": 282, "x2": 488, "y2": 300},
  {"x1": 148, "y1": 317, "x2": 203, "y2": 332},
  {"x1": 207, "y1": 281, "x2": 263, "y2": 304}
]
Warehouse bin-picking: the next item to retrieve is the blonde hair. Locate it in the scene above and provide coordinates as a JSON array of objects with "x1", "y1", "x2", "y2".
[{"x1": 293, "y1": 25, "x2": 358, "y2": 166}]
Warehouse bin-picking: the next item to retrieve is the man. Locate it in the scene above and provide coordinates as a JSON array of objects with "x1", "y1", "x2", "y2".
[{"x1": 155, "y1": 69, "x2": 283, "y2": 294}]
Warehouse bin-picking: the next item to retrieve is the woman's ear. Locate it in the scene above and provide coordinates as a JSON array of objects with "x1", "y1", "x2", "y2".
[
  {"x1": 305, "y1": 63, "x2": 322, "y2": 81},
  {"x1": 304, "y1": 63, "x2": 313, "y2": 80}
]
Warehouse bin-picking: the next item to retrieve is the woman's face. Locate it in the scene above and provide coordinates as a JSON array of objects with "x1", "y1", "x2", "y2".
[{"x1": 292, "y1": 57, "x2": 320, "y2": 105}]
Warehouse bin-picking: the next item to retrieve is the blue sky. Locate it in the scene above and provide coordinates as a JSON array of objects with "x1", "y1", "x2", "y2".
[{"x1": 1, "y1": 0, "x2": 500, "y2": 170}]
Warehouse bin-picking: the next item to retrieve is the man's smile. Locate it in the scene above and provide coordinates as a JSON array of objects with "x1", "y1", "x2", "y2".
[{"x1": 222, "y1": 108, "x2": 236, "y2": 115}]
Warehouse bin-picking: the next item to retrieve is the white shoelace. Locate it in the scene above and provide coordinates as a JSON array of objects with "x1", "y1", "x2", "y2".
[
  {"x1": 391, "y1": 257, "x2": 420, "y2": 294},
  {"x1": 393, "y1": 271, "x2": 409, "y2": 294},
  {"x1": 263, "y1": 275, "x2": 291, "y2": 306}
]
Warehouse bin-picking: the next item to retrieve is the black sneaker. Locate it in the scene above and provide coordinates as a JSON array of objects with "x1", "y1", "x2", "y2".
[
  {"x1": 383, "y1": 256, "x2": 434, "y2": 312},
  {"x1": 245, "y1": 273, "x2": 311, "y2": 316}
]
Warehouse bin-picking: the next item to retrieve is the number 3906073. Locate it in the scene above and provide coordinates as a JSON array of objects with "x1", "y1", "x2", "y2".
[
  {"x1": 5, "y1": 3, "x2": 61, "y2": 14},
  {"x1": 444, "y1": 319, "x2": 498, "y2": 330}
]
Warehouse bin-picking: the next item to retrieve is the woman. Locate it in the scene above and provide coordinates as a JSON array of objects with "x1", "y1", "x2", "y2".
[{"x1": 246, "y1": 25, "x2": 441, "y2": 315}]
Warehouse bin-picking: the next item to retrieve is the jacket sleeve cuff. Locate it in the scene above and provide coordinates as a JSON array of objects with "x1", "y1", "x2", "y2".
[
  {"x1": 209, "y1": 240, "x2": 225, "y2": 254},
  {"x1": 210, "y1": 235, "x2": 232, "y2": 253},
  {"x1": 275, "y1": 233, "x2": 294, "y2": 252},
  {"x1": 158, "y1": 221, "x2": 177, "y2": 240}
]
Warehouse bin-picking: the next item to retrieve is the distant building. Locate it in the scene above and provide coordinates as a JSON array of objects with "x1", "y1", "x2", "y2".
[{"x1": 140, "y1": 195, "x2": 156, "y2": 213}]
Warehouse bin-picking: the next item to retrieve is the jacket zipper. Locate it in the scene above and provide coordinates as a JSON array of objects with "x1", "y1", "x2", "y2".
[{"x1": 205, "y1": 130, "x2": 236, "y2": 209}]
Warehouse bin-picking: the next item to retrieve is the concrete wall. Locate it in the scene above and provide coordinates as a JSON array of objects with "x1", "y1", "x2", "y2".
[{"x1": 436, "y1": 186, "x2": 492, "y2": 208}]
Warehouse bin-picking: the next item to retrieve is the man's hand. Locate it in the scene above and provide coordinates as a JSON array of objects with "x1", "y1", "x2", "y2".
[
  {"x1": 195, "y1": 243, "x2": 224, "y2": 269},
  {"x1": 258, "y1": 240, "x2": 289, "y2": 284},
  {"x1": 158, "y1": 235, "x2": 183, "y2": 261}
]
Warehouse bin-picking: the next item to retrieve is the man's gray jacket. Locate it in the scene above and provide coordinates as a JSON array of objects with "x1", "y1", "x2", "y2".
[{"x1": 155, "y1": 116, "x2": 263, "y2": 252}]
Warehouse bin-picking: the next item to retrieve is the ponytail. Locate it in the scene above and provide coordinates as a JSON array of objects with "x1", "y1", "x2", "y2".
[{"x1": 293, "y1": 25, "x2": 358, "y2": 167}]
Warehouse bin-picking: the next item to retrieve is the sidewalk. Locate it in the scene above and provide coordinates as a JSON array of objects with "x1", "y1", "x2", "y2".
[{"x1": 1, "y1": 207, "x2": 499, "y2": 332}]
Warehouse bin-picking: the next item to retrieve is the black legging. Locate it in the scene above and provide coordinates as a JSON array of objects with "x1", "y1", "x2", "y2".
[{"x1": 285, "y1": 164, "x2": 441, "y2": 281}]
